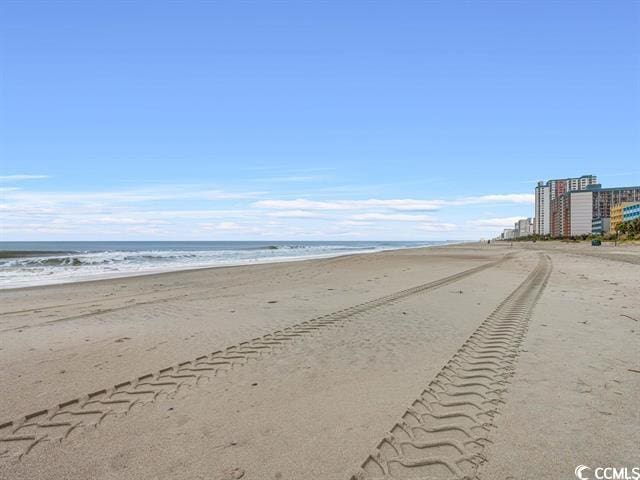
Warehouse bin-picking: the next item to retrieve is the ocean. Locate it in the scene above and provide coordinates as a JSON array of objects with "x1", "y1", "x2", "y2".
[{"x1": 0, "y1": 240, "x2": 450, "y2": 289}]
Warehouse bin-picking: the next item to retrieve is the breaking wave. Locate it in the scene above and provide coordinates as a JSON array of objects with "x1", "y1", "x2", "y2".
[{"x1": 0, "y1": 241, "x2": 447, "y2": 288}]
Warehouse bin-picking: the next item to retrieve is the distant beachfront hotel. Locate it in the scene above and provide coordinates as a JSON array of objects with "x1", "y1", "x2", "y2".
[
  {"x1": 552, "y1": 186, "x2": 640, "y2": 236},
  {"x1": 534, "y1": 175, "x2": 598, "y2": 235},
  {"x1": 546, "y1": 184, "x2": 640, "y2": 237}
]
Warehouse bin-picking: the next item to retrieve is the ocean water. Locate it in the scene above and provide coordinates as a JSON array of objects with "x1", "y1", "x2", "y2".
[{"x1": 0, "y1": 241, "x2": 449, "y2": 289}]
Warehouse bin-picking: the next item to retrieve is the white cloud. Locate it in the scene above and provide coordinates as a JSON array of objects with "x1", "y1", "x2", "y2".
[
  {"x1": 217, "y1": 222, "x2": 242, "y2": 230},
  {"x1": 123, "y1": 225, "x2": 171, "y2": 236},
  {"x1": 253, "y1": 194, "x2": 533, "y2": 212},
  {"x1": 254, "y1": 175, "x2": 329, "y2": 183},
  {"x1": 360, "y1": 199, "x2": 443, "y2": 211},
  {"x1": 350, "y1": 213, "x2": 435, "y2": 222},
  {"x1": 417, "y1": 222, "x2": 458, "y2": 232},
  {"x1": 339, "y1": 220, "x2": 374, "y2": 227},
  {"x1": 253, "y1": 198, "x2": 442, "y2": 211},
  {"x1": 0, "y1": 184, "x2": 534, "y2": 240},
  {"x1": 450, "y1": 194, "x2": 534, "y2": 205},
  {"x1": 0, "y1": 174, "x2": 49, "y2": 182},
  {"x1": 470, "y1": 216, "x2": 523, "y2": 228},
  {"x1": 265, "y1": 210, "x2": 328, "y2": 219},
  {"x1": 93, "y1": 216, "x2": 170, "y2": 226},
  {"x1": 0, "y1": 186, "x2": 263, "y2": 209},
  {"x1": 253, "y1": 199, "x2": 351, "y2": 211}
]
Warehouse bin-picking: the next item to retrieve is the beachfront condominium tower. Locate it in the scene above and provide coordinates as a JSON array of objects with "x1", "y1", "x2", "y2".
[
  {"x1": 550, "y1": 185, "x2": 640, "y2": 237},
  {"x1": 534, "y1": 182, "x2": 550, "y2": 235},
  {"x1": 534, "y1": 175, "x2": 598, "y2": 235}
]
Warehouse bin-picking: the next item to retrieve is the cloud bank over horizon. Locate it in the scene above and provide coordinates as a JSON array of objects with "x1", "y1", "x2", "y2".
[{"x1": 0, "y1": 174, "x2": 535, "y2": 241}]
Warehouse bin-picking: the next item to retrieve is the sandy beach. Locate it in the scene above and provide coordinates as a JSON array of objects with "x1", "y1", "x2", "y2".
[{"x1": 0, "y1": 242, "x2": 638, "y2": 480}]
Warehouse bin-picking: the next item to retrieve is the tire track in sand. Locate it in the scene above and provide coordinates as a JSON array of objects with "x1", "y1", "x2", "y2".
[
  {"x1": 352, "y1": 253, "x2": 551, "y2": 480},
  {"x1": 0, "y1": 255, "x2": 511, "y2": 462}
]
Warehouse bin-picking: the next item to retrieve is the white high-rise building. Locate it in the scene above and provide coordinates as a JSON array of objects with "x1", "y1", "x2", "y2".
[
  {"x1": 516, "y1": 218, "x2": 532, "y2": 237},
  {"x1": 534, "y1": 175, "x2": 597, "y2": 235},
  {"x1": 534, "y1": 183, "x2": 550, "y2": 235},
  {"x1": 502, "y1": 228, "x2": 517, "y2": 240},
  {"x1": 568, "y1": 191, "x2": 593, "y2": 236}
]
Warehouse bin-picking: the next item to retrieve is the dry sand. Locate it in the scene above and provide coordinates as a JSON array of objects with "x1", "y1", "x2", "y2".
[{"x1": 0, "y1": 243, "x2": 638, "y2": 479}]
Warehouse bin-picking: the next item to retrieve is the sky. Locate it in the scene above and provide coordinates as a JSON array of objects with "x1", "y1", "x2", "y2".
[{"x1": 1, "y1": 1, "x2": 639, "y2": 241}]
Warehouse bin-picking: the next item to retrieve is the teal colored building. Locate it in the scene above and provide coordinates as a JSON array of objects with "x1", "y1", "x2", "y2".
[{"x1": 622, "y1": 202, "x2": 640, "y2": 222}]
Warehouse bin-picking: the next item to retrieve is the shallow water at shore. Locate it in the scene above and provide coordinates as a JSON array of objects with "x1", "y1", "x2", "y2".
[{"x1": 0, "y1": 240, "x2": 449, "y2": 288}]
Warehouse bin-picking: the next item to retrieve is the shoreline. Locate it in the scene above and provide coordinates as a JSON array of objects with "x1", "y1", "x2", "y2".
[{"x1": 0, "y1": 241, "x2": 468, "y2": 291}]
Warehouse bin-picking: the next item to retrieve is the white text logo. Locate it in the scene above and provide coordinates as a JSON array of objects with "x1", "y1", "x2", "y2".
[{"x1": 576, "y1": 465, "x2": 640, "y2": 480}]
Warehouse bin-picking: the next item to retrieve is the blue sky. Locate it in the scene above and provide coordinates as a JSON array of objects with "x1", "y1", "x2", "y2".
[{"x1": 1, "y1": 1, "x2": 639, "y2": 240}]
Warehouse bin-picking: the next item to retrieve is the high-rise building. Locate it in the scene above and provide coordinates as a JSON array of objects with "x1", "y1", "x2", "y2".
[
  {"x1": 550, "y1": 185, "x2": 640, "y2": 238},
  {"x1": 568, "y1": 191, "x2": 593, "y2": 236},
  {"x1": 590, "y1": 186, "x2": 640, "y2": 219},
  {"x1": 534, "y1": 175, "x2": 597, "y2": 235},
  {"x1": 550, "y1": 191, "x2": 591, "y2": 237},
  {"x1": 515, "y1": 218, "x2": 532, "y2": 237},
  {"x1": 534, "y1": 183, "x2": 550, "y2": 235},
  {"x1": 501, "y1": 228, "x2": 517, "y2": 240}
]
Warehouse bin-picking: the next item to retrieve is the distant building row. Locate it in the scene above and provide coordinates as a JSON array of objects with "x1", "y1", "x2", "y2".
[
  {"x1": 533, "y1": 174, "x2": 640, "y2": 237},
  {"x1": 501, "y1": 217, "x2": 532, "y2": 240}
]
